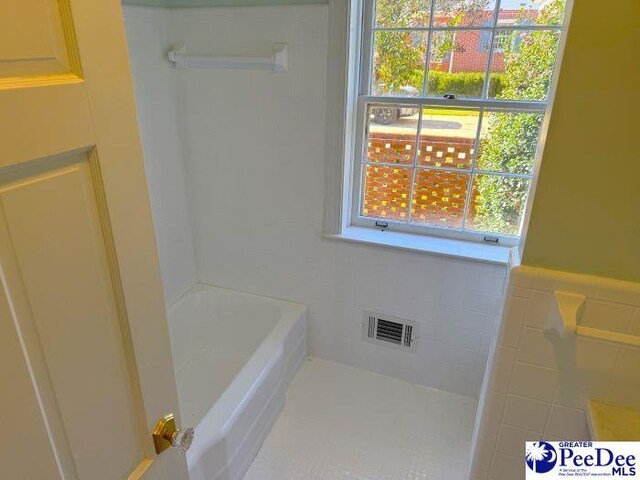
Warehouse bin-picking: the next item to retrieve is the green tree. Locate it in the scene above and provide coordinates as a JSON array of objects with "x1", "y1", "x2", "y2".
[
  {"x1": 373, "y1": 0, "x2": 492, "y2": 94},
  {"x1": 373, "y1": 0, "x2": 429, "y2": 93},
  {"x1": 472, "y1": 0, "x2": 565, "y2": 234}
]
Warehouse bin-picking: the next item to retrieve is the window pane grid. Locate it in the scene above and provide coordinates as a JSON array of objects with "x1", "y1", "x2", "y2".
[
  {"x1": 361, "y1": 157, "x2": 534, "y2": 177},
  {"x1": 407, "y1": 163, "x2": 419, "y2": 223},
  {"x1": 371, "y1": 25, "x2": 563, "y2": 32},
  {"x1": 360, "y1": 167, "x2": 532, "y2": 234},
  {"x1": 460, "y1": 102, "x2": 485, "y2": 230},
  {"x1": 361, "y1": 161, "x2": 534, "y2": 180},
  {"x1": 358, "y1": 96, "x2": 548, "y2": 111},
  {"x1": 360, "y1": 168, "x2": 531, "y2": 233},
  {"x1": 406, "y1": 106, "x2": 424, "y2": 223},
  {"x1": 371, "y1": 26, "x2": 562, "y2": 100},
  {"x1": 420, "y1": 0, "x2": 437, "y2": 98},
  {"x1": 361, "y1": 101, "x2": 540, "y2": 234},
  {"x1": 361, "y1": 0, "x2": 566, "y2": 238},
  {"x1": 481, "y1": 23, "x2": 498, "y2": 100}
]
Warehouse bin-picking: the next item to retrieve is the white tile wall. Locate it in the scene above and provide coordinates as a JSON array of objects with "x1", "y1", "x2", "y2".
[
  {"x1": 469, "y1": 266, "x2": 640, "y2": 480},
  {"x1": 124, "y1": 6, "x2": 198, "y2": 306},
  {"x1": 124, "y1": 4, "x2": 507, "y2": 398}
]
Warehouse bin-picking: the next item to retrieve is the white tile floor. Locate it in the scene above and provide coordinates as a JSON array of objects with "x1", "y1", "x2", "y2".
[{"x1": 244, "y1": 357, "x2": 478, "y2": 480}]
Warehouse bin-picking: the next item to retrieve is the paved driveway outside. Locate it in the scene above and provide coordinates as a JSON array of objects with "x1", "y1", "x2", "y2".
[{"x1": 370, "y1": 112, "x2": 484, "y2": 139}]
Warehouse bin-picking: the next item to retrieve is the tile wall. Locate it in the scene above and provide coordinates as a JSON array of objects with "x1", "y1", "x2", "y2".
[
  {"x1": 124, "y1": 4, "x2": 508, "y2": 398},
  {"x1": 124, "y1": 6, "x2": 199, "y2": 305},
  {"x1": 470, "y1": 266, "x2": 640, "y2": 479}
]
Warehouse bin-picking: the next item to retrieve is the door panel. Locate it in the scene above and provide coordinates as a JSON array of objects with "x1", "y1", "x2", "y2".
[
  {"x1": 0, "y1": 0, "x2": 79, "y2": 80},
  {"x1": 0, "y1": 0, "x2": 188, "y2": 477},
  {"x1": 0, "y1": 279, "x2": 61, "y2": 480},
  {"x1": 0, "y1": 153, "x2": 146, "y2": 479},
  {"x1": 0, "y1": 84, "x2": 92, "y2": 166}
]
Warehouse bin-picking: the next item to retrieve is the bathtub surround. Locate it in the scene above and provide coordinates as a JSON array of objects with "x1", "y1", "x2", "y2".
[
  {"x1": 125, "y1": 5, "x2": 505, "y2": 397},
  {"x1": 123, "y1": 4, "x2": 507, "y2": 398},
  {"x1": 469, "y1": 266, "x2": 640, "y2": 480},
  {"x1": 124, "y1": 7, "x2": 198, "y2": 306},
  {"x1": 176, "y1": 5, "x2": 506, "y2": 398}
]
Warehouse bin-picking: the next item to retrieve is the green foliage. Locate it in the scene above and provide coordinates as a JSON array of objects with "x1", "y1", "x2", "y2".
[
  {"x1": 428, "y1": 71, "x2": 505, "y2": 98},
  {"x1": 374, "y1": 0, "x2": 430, "y2": 27},
  {"x1": 472, "y1": 176, "x2": 530, "y2": 235},
  {"x1": 373, "y1": 0, "x2": 429, "y2": 93},
  {"x1": 374, "y1": 58, "x2": 506, "y2": 98},
  {"x1": 478, "y1": 112, "x2": 543, "y2": 175},
  {"x1": 374, "y1": 30, "x2": 426, "y2": 93},
  {"x1": 472, "y1": 0, "x2": 565, "y2": 235}
]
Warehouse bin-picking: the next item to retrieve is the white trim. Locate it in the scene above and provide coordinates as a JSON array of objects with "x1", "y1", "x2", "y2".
[
  {"x1": 323, "y1": 227, "x2": 512, "y2": 265},
  {"x1": 460, "y1": 105, "x2": 487, "y2": 231},
  {"x1": 481, "y1": 0, "x2": 501, "y2": 99},
  {"x1": 359, "y1": 0, "x2": 375, "y2": 96},
  {"x1": 357, "y1": 95, "x2": 548, "y2": 110},
  {"x1": 323, "y1": 0, "x2": 362, "y2": 234},
  {"x1": 420, "y1": 0, "x2": 436, "y2": 97},
  {"x1": 351, "y1": 214, "x2": 521, "y2": 247},
  {"x1": 348, "y1": 97, "x2": 367, "y2": 232}
]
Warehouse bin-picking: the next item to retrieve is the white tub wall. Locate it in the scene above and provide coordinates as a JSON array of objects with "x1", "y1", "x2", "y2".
[
  {"x1": 166, "y1": 4, "x2": 507, "y2": 398},
  {"x1": 470, "y1": 267, "x2": 640, "y2": 480},
  {"x1": 124, "y1": 6, "x2": 199, "y2": 306}
]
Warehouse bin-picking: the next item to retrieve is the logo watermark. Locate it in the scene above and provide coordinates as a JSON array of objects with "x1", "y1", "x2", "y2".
[
  {"x1": 527, "y1": 442, "x2": 558, "y2": 474},
  {"x1": 526, "y1": 442, "x2": 638, "y2": 478}
]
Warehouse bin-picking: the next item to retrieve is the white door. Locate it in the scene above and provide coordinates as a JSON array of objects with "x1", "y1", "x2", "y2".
[{"x1": 0, "y1": 1, "x2": 189, "y2": 479}]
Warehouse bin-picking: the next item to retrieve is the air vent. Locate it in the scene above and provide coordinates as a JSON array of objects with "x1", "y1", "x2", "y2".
[{"x1": 363, "y1": 311, "x2": 417, "y2": 352}]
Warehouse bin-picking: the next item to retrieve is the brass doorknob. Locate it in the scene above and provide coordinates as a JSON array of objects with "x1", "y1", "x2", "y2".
[{"x1": 152, "y1": 413, "x2": 194, "y2": 454}]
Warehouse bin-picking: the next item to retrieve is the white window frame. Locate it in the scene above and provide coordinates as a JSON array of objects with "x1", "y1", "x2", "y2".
[{"x1": 322, "y1": 0, "x2": 574, "y2": 256}]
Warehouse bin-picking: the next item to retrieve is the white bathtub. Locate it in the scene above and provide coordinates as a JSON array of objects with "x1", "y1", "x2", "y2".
[{"x1": 168, "y1": 284, "x2": 307, "y2": 480}]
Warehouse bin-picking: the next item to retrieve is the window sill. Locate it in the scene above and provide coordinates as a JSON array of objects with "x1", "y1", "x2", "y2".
[{"x1": 323, "y1": 227, "x2": 512, "y2": 265}]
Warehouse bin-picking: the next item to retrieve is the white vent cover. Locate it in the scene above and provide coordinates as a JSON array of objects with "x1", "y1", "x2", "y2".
[{"x1": 362, "y1": 311, "x2": 418, "y2": 352}]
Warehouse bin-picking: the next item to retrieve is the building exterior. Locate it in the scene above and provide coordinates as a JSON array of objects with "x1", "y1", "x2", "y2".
[{"x1": 430, "y1": 9, "x2": 535, "y2": 73}]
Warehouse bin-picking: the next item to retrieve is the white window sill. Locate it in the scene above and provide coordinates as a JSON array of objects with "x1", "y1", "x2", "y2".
[{"x1": 323, "y1": 227, "x2": 512, "y2": 265}]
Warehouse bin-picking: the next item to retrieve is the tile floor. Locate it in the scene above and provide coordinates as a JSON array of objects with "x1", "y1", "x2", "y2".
[{"x1": 244, "y1": 357, "x2": 478, "y2": 480}]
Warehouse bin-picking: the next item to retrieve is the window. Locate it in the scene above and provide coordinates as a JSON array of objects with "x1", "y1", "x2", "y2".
[
  {"x1": 491, "y1": 28, "x2": 509, "y2": 52},
  {"x1": 349, "y1": 0, "x2": 568, "y2": 245},
  {"x1": 478, "y1": 20, "x2": 492, "y2": 52}
]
